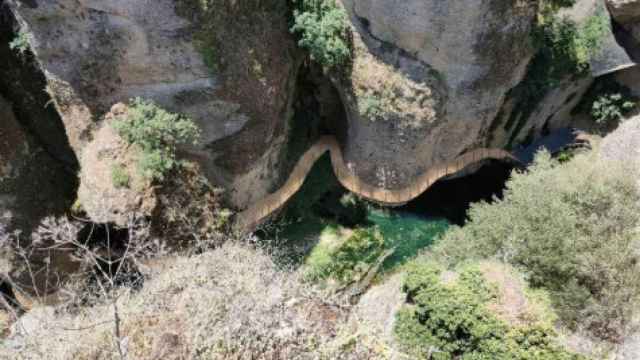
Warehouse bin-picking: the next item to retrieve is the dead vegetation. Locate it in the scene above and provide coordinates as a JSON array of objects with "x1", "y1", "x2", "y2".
[
  {"x1": 344, "y1": 32, "x2": 443, "y2": 129},
  {"x1": 0, "y1": 240, "x2": 392, "y2": 359}
]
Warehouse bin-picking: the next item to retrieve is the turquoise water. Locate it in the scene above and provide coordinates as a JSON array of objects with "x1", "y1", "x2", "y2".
[
  {"x1": 366, "y1": 209, "x2": 450, "y2": 270},
  {"x1": 270, "y1": 207, "x2": 450, "y2": 271}
]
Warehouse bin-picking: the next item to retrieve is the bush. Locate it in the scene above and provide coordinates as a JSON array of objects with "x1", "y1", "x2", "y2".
[
  {"x1": 291, "y1": 0, "x2": 351, "y2": 68},
  {"x1": 9, "y1": 30, "x2": 30, "y2": 56},
  {"x1": 358, "y1": 95, "x2": 383, "y2": 120},
  {"x1": 504, "y1": 10, "x2": 609, "y2": 147},
  {"x1": 573, "y1": 76, "x2": 637, "y2": 129},
  {"x1": 578, "y1": 11, "x2": 610, "y2": 60},
  {"x1": 110, "y1": 165, "x2": 130, "y2": 189},
  {"x1": 531, "y1": 10, "x2": 608, "y2": 88},
  {"x1": 591, "y1": 93, "x2": 636, "y2": 126},
  {"x1": 432, "y1": 151, "x2": 640, "y2": 341},
  {"x1": 395, "y1": 261, "x2": 583, "y2": 359},
  {"x1": 113, "y1": 98, "x2": 200, "y2": 181},
  {"x1": 304, "y1": 226, "x2": 385, "y2": 284}
]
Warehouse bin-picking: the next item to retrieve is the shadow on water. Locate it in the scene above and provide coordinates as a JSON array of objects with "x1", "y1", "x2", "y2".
[{"x1": 400, "y1": 159, "x2": 515, "y2": 226}]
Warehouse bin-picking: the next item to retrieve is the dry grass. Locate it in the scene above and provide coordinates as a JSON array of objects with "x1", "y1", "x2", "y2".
[
  {"x1": 347, "y1": 35, "x2": 441, "y2": 129},
  {"x1": 0, "y1": 242, "x2": 393, "y2": 359}
]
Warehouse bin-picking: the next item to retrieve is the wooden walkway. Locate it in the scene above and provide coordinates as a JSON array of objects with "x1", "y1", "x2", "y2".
[{"x1": 237, "y1": 136, "x2": 518, "y2": 230}]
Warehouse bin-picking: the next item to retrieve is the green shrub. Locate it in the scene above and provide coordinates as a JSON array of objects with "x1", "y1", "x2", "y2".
[
  {"x1": 291, "y1": 0, "x2": 351, "y2": 68},
  {"x1": 505, "y1": 9, "x2": 609, "y2": 147},
  {"x1": 174, "y1": 0, "x2": 218, "y2": 72},
  {"x1": 395, "y1": 261, "x2": 583, "y2": 359},
  {"x1": 432, "y1": 151, "x2": 640, "y2": 341},
  {"x1": 578, "y1": 11, "x2": 610, "y2": 60},
  {"x1": 9, "y1": 30, "x2": 30, "y2": 56},
  {"x1": 110, "y1": 165, "x2": 130, "y2": 189},
  {"x1": 304, "y1": 227, "x2": 385, "y2": 283},
  {"x1": 591, "y1": 93, "x2": 636, "y2": 125},
  {"x1": 358, "y1": 95, "x2": 383, "y2": 119},
  {"x1": 529, "y1": 10, "x2": 608, "y2": 88},
  {"x1": 538, "y1": 0, "x2": 576, "y2": 17},
  {"x1": 555, "y1": 149, "x2": 574, "y2": 163},
  {"x1": 113, "y1": 98, "x2": 200, "y2": 181},
  {"x1": 573, "y1": 76, "x2": 637, "y2": 129}
]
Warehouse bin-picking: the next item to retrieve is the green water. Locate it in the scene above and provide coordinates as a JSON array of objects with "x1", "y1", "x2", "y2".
[
  {"x1": 271, "y1": 207, "x2": 450, "y2": 271},
  {"x1": 366, "y1": 209, "x2": 450, "y2": 270}
]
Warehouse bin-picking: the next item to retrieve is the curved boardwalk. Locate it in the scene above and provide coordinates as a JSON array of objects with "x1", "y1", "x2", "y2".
[{"x1": 237, "y1": 136, "x2": 518, "y2": 230}]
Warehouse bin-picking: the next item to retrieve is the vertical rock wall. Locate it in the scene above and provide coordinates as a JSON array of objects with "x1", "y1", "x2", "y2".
[
  {"x1": 332, "y1": 0, "x2": 536, "y2": 189},
  {"x1": 7, "y1": 0, "x2": 301, "y2": 210},
  {"x1": 0, "y1": 4, "x2": 77, "y2": 234}
]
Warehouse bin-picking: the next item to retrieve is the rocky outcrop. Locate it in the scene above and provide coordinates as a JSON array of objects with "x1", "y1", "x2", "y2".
[
  {"x1": 490, "y1": 0, "x2": 626, "y2": 150},
  {"x1": 7, "y1": 0, "x2": 218, "y2": 150},
  {"x1": 7, "y1": 0, "x2": 301, "y2": 210},
  {"x1": 0, "y1": 4, "x2": 77, "y2": 234},
  {"x1": 600, "y1": 114, "x2": 640, "y2": 170},
  {"x1": 172, "y1": 1, "x2": 302, "y2": 208},
  {"x1": 608, "y1": 0, "x2": 640, "y2": 64},
  {"x1": 78, "y1": 103, "x2": 230, "y2": 247},
  {"x1": 7, "y1": 0, "x2": 636, "y2": 223},
  {"x1": 333, "y1": 0, "x2": 536, "y2": 189},
  {"x1": 77, "y1": 104, "x2": 156, "y2": 226},
  {"x1": 607, "y1": 0, "x2": 640, "y2": 24}
]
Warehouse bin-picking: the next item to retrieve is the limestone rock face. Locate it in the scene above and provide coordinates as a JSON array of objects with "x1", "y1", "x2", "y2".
[
  {"x1": 607, "y1": 0, "x2": 640, "y2": 23},
  {"x1": 336, "y1": 0, "x2": 537, "y2": 189},
  {"x1": 0, "y1": 96, "x2": 29, "y2": 229},
  {"x1": 0, "y1": 96, "x2": 75, "y2": 233},
  {"x1": 490, "y1": 0, "x2": 629, "y2": 151},
  {"x1": 0, "y1": 4, "x2": 78, "y2": 233},
  {"x1": 351, "y1": 0, "x2": 534, "y2": 97},
  {"x1": 8, "y1": 0, "x2": 215, "y2": 150},
  {"x1": 607, "y1": 0, "x2": 640, "y2": 47},
  {"x1": 7, "y1": 0, "x2": 300, "y2": 209},
  {"x1": 600, "y1": 114, "x2": 640, "y2": 170}
]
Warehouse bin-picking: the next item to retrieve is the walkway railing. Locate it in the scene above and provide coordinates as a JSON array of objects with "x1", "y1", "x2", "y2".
[{"x1": 237, "y1": 136, "x2": 518, "y2": 230}]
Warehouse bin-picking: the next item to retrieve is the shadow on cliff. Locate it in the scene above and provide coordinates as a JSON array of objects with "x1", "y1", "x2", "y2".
[{"x1": 0, "y1": 4, "x2": 79, "y2": 234}]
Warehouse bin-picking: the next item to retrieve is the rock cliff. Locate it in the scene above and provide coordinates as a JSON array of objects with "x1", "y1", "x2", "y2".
[
  {"x1": 2, "y1": 0, "x2": 638, "y2": 228},
  {"x1": 333, "y1": 0, "x2": 536, "y2": 188},
  {"x1": 0, "y1": 4, "x2": 77, "y2": 234},
  {"x1": 5, "y1": 0, "x2": 300, "y2": 212}
]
